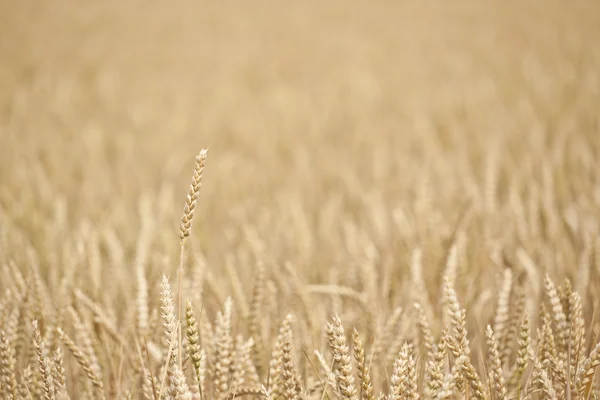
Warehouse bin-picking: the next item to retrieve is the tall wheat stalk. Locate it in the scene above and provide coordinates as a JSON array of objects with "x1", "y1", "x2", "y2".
[{"x1": 178, "y1": 149, "x2": 209, "y2": 371}]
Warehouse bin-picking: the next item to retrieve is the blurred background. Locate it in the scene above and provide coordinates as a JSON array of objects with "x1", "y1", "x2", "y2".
[{"x1": 1, "y1": 0, "x2": 599, "y2": 286}]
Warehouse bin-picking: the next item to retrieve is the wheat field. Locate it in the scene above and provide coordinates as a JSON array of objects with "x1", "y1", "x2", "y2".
[{"x1": 1, "y1": 0, "x2": 600, "y2": 399}]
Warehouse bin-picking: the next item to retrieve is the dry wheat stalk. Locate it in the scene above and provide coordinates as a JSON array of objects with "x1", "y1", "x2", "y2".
[{"x1": 178, "y1": 149, "x2": 209, "y2": 373}]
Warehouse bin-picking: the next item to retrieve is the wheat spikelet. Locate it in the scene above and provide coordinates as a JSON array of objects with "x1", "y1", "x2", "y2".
[
  {"x1": 406, "y1": 344, "x2": 419, "y2": 400},
  {"x1": 199, "y1": 318, "x2": 214, "y2": 390},
  {"x1": 214, "y1": 298, "x2": 234, "y2": 400},
  {"x1": 280, "y1": 319, "x2": 302, "y2": 400},
  {"x1": 503, "y1": 282, "x2": 526, "y2": 366},
  {"x1": 389, "y1": 342, "x2": 419, "y2": 400},
  {"x1": 577, "y1": 341, "x2": 600, "y2": 399},
  {"x1": 493, "y1": 268, "x2": 512, "y2": 357},
  {"x1": 32, "y1": 320, "x2": 55, "y2": 400},
  {"x1": 71, "y1": 289, "x2": 123, "y2": 345},
  {"x1": 18, "y1": 365, "x2": 35, "y2": 400},
  {"x1": 443, "y1": 277, "x2": 469, "y2": 356},
  {"x1": 185, "y1": 299, "x2": 203, "y2": 399},
  {"x1": 180, "y1": 149, "x2": 209, "y2": 245},
  {"x1": 415, "y1": 302, "x2": 435, "y2": 355},
  {"x1": 143, "y1": 372, "x2": 160, "y2": 400},
  {"x1": 410, "y1": 247, "x2": 433, "y2": 321},
  {"x1": 248, "y1": 261, "x2": 266, "y2": 377},
  {"x1": 171, "y1": 362, "x2": 193, "y2": 400},
  {"x1": 68, "y1": 307, "x2": 102, "y2": 383},
  {"x1": 568, "y1": 290, "x2": 586, "y2": 377},
  {"x1": 0, "y1": 329, "x2": 17, "y2": 400},
  {"x1": 326, "y1": 315, "x2": 358, "y2": 399},
  {"x1": 544, "y1": 355, "x2": 566, "y2": 398},
  {"x1": 459, "y1": 357, "x2": 485, "y2": 400},
  {"x1": 540, "y1": 309, "x2": 558, "y2": 364},
  {"x1": 199, "y1": 348, "x2": 208, "y2": 396},
  {"x1": 57, "y1": 328, "x2": 104, "y2": 398},
  {"x1": 260, "y1": 385, "x2": 274, "y2": 400},
  {"x1": 352, "y1": 328, "x2": 374, "y2": 400},
  {"x1": 232, "y1": 335, "x2": 249, "y2": 388},
  {"x1": 160, "y1": 275, "x2": 178, "y2": 366},
  {"x1": 436, "y1": 355, "x2": 467, "y2": 400},
  {"x1": 51, "y1": 347, "x2": 67, "y2": 394},
  {"x1": 235, "y1": 336, "x2": 259, "y2": 388},
  {"x1": 268, "y1": 315, "x2": 291, "y2": 398},
  {"x1": 531, "y1": 351, "x2": 558, "y2": 400},
  {"x1": 2, "y1": 299, "x2": 21, "y2": 353},
  {"x1": 486, "y1": 325, "x2": 507, "y2": 400},
  {"x1": 511, "y1": 315, "x2": 530, "y2": 398},
  {"x1": 389, "y1": 350, "x2": 408, "y2": 400},
  {"x1": 425, "y1": 334, "x2": 447, "y2": 399},
  {"x1": 545, "y1": 274, "x2": 568, "y2": 352},
  {"x1": 442, "y1": 231, "x2": 464, "y2": 297}
]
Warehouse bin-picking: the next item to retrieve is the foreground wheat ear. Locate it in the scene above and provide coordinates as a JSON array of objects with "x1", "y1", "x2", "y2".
[{"x1": 178, "y1": 148, "x2": 209, "y2": 371}]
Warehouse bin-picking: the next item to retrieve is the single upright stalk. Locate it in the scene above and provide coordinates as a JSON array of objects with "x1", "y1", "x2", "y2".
[{"x1": 178, "y1": 149, "x2": 209, "y2": 371}]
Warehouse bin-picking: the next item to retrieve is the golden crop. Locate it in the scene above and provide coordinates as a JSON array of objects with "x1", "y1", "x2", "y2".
[{"x1": 1, "y1": 0, "x2": 600, "y2": 398}]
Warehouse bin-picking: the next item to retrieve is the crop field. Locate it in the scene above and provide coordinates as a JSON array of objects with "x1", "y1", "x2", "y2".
[{"x1": 1, "y1": 0, "x2": 600, "y2": 398}]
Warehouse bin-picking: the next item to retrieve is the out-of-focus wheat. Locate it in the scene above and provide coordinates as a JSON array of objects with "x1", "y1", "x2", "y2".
[{"x1": 1, "y1": 0, "x2": 600, "y2": 398}]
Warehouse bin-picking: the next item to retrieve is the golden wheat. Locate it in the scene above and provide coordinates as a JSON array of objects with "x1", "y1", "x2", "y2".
[{"x1": 2, "y1": 0, "x2": 600, "y2": 398}]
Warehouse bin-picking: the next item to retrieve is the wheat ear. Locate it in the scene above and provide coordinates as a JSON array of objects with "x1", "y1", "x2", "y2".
[
  {"x1": 326, "y1": 315, "x2": 357, "y2": 399},
  {"x1": 57, "y1": 328, "x2": 104, "y2": 399},
  {"x1": 0, "y1": 329, "x2": 17, "y2": 400},
  {"x1": 486, "y1": 325, "x2": 507, "y2": 400},
  {"x1": 32, "y1": 320, "x2": 55, "y2": 400},
  {"x1": 352, "y1": 328, "x2": 374, "y2": 400},
  {"x1": 185, "y1": 300, "x2": 203, "y2": 400}
]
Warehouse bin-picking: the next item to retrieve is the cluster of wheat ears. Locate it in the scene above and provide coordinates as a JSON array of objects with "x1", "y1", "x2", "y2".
[{"x1": 0, "y1": 138, "x2": 599, "y2": 400}]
